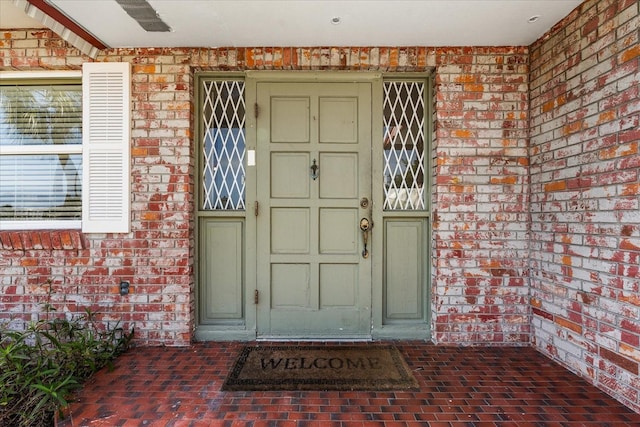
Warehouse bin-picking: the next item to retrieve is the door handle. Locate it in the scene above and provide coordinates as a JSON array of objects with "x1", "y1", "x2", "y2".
[{"x1": 359, "y1": 218, "x2": 370, "y2": 258}]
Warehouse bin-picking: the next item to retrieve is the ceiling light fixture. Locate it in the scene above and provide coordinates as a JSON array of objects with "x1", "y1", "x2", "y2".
[
  {"x1": 330, "y1": 17, "x2": 341, "y2": 25},
  {"x1": 115, "y1": 0, "x2": 171, "y2": 32},
  {"x1": 528, "y1": 15, "x2": 541, "y2": 23}
]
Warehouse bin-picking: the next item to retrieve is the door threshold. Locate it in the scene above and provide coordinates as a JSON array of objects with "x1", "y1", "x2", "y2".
[{"x1": 257, "y1": 336, "x2": 373, "y2": 342}]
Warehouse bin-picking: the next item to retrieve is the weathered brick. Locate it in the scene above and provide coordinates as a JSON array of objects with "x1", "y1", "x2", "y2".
[
  {"x1": 530, "y1": 0, "x2": 640, "y2": 413},
  {"x1": 1, "y1": 0, "x2": 638, "y2": 413}
]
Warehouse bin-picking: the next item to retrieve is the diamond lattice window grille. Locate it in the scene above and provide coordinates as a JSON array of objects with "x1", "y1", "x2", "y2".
[
  {"x1": 201, "y1": 80, "x2": 246, "y2": 210},
  {"x1": 383, "y1": 81, "x2": 426, "y2": 210}
]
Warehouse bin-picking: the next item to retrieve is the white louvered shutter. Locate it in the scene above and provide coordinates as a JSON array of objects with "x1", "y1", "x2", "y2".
[{"x1": 82, "y1": 62, "x2": 131, "y2": 233}]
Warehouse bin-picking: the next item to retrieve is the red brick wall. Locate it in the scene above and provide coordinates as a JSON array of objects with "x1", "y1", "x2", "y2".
[
  {"x1": 433, "y1": 47, "x2": 530, "y2": 344},
  {"x1": 2, "y1": 1, "x2": 638, "y2": 410},
  {"x1": 1, "y1": 34, "x2": 196, "y2": 346},
  {"x1": 1, "y1": 36, "x2": 531, "y2": 348},
  {"x1": 529, "y1": 0, "x2": 640, "y2": 412}
]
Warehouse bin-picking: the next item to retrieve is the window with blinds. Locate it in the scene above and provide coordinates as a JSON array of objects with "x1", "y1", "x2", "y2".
[{"x1": 0, "y1": 82, "x2": 82, "y2": 222}]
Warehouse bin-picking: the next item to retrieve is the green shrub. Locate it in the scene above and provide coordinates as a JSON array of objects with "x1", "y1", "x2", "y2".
[{"x1": 0, "y1": 294, "x2": 134, "y2": 426}]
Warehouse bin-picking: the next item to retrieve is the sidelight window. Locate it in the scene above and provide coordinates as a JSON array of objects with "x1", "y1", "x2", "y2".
[
  {"x1": 200, "y1": 80, "x2": 246, "y2": 211},
  {"x1": 383, "y1": 80, "x2": 426, "y2": 210}
]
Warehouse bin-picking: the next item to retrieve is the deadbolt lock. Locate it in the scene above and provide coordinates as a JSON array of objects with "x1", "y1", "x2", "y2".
[{"x1": 360, "y1": 197, "x2": 369, "y2": 208}]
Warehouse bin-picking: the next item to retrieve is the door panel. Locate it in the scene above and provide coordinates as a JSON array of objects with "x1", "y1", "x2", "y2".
[
  {"x1": 271, "y1": 263, "x2": 311, "y2": 308},
  {"x1": 256, "y1": 82, "x2": 372, "y2": 339},
  {"x1": 199, "y1": 219, "x2": 244, "y2": 323},
  {"x1": 270, "y1": 97, "x2": 310, "y2": 143},
  {"x1": 319, "y1": 97, "x2": 359, "y2": 143},
  {"x1": 271, "y1": 208, "x2": 310, "y2": 253},
  {"x1": 318, "y1": 153, "x2": 359, "y2": 199},
  {"x1": 319, "y1": 208, "x2": 358, "y2": 254},
  {"x1": 270, "y1": 153, "x2": 310, "y2": 198},
  {"x1": 384, "y1": 219, "x2": 425, "y2": 321},
  {"x1": 320, "y1": 264, "x2": 358, "y2": 307}
]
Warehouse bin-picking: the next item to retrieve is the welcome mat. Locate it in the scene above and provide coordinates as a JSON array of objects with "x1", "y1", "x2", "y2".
[{"x1": 222, "y1": 345, "x2": 419, "y2": 391}]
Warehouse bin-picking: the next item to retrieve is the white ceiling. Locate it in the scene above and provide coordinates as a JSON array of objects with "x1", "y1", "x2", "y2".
[
  {"x1": 1, "y1": 0, "x2": 583, "y2": 48},
  {"x1": 1, "y1": 0, "x2": 43, "y2": 28}
]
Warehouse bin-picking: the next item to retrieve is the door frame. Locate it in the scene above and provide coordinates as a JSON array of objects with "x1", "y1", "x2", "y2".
[{"x1": 195, "y1": 71, "x2": 431, "y2": 341}]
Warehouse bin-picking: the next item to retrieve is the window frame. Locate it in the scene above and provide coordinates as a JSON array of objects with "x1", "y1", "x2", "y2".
[
  {"x1": 382, "y1": 77, "x2": 428, "y2": 211},
  {"x1": 0, "y1": 71, "x2": 83, "y2": 230},
  {"x1": 1, "y1": 63, "x2": 131, "y2": 234},
  {"x1": 199, "y1": 78, "x2": 247, "y2": 212}
]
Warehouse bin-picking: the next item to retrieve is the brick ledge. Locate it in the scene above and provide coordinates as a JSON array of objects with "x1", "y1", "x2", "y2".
[{"x1": 0, "y1": 230, "x2": 87, "y2": 251}]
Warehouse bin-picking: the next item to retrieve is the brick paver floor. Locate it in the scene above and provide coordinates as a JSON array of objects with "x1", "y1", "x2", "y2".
[{"x1": 57, "y1": 341, "x2": 640, "y2": 426}]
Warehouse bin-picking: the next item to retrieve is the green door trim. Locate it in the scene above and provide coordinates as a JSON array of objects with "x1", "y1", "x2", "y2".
[
  {"x1": 372, "y1": 74, "x2": 432, "y2": 340},
  {"x1": 195, "y1": 71, "x2": 432, "y2": 342}
]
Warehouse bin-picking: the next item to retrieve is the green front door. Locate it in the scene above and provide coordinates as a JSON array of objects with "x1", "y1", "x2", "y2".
[{"x1": 255, "y1": 81, "x2": 373, "y2": 339}]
